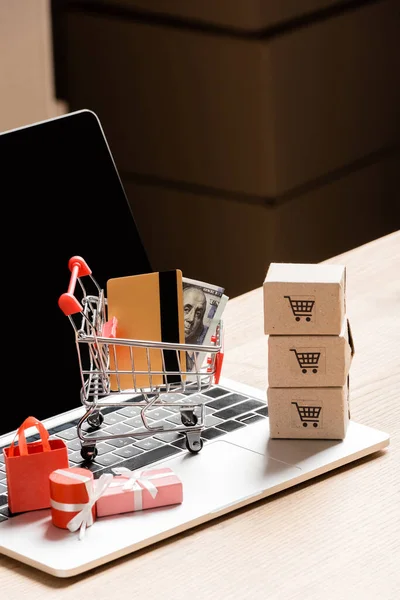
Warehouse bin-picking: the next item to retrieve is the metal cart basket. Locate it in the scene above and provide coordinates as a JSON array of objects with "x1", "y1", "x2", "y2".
[{"x1": 59, "y1": 256, "x2": 224, "y2": 461}]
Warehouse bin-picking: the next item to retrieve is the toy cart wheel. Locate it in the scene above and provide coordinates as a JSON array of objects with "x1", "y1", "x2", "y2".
[
  {"x1": 180, "y1": 408, "x2": 198, "y2": 427},
  {"x1": 80, "y1": 445, "x2": 98, "y2": 461},
  {"x1": 87, "y1": 410, "x2": 104, "y2": 428},
  {"x1": 186, "y1": 435, "x2": 203, "y2": 453},
  {"x1": 295, "y1": 316, "x2": 300, "y2": 321}
]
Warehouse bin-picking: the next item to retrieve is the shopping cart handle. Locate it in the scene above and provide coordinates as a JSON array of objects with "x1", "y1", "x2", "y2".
[{"x1": 58, "y1": 256, "x2": 92, "y2": 316}]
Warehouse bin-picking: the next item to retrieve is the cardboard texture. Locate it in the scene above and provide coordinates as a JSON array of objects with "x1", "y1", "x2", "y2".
[
  {"x1": 268, "y1": 383, "x2": 350, "y2": 439},
  {"x1": 96, "y1": 467, "x2": 183, "y2": 517},
  {"x1": 106, "y1": 270, "x2": 186, "y2": 389},
  {"x1": 268, "y1": 318, "x2": 354, "y2": 388},
  {"x1": 263, "y1": 263, "x2": 346, "y2": 335},
  {"x1": 49, "y1": 468, "x2": 95, "y2": 530},
  {"x1": 3, "y1": 416, "x2": 69, "y2": 514}
]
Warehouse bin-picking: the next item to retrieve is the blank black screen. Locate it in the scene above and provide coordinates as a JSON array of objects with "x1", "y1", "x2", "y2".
[{"x1": 1, "y1": 110, "x2": 152, "y2": 435}]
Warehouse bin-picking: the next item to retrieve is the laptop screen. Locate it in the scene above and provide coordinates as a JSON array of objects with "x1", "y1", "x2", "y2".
[{"x1": 1, "y1": 110, "x2": 152, "y2": 435}]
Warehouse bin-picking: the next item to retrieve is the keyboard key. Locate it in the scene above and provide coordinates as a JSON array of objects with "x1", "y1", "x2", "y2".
[
  {"x1": 112, "y1": 445, "x2": 144, "y2": 459},
  {"x1": 256, "y1": 406, "x2": 269, "y2": 417},
  {"x1": 68, "y1": 450, "x2": 87, "y2": 464},
  {"x1": 131, "y1": 428, "x2": 153, "y2": 439},
  {"x1": 145, "y1": 407, "x2": 175, "y2": 420},
  {"x1": 105, "y1": 436, "x2": 137, "y2": 449},
  {"x1": 202, "y1": 386, "x2": 231, "y2": 399},
  {"x1": 66, "y1": 438, "x2": 84, "y2": 452},
  {"x1": 217, "y1": 420, "x2": 246, "y2": 433},
  {"x1": 82, "y1": 461, "x2": 105, "y2": 474},
  {"x1": 164, "y1": 413, "x2": 185, "y2": 425},
  {"x1": 124, "y1": 415, "x2": 153, "y2": 428},
  {"x1": 132, "y1": 438, "x2": 164, "y2": 451},
  {"x1": 202, "y1": 428, "x2": 226, "y2": 441},
  {"x1": 236, "y1": 413, "x2": 265, "y2": 425},
  {"x1": 153, "y1": 430, "x2": 185, "y2": 443},
  {"x1": 213, "y1": 399, "x2": 265, "y2": 420},
  {"x1": 95, "y1": 442, "x2": 119, "y2": 456},
  {"x1": 54, "y1": 427, "x2": 78, "y2": 441},
  {"x1": 170, "y1": 437, "x2": 188, "y2": 450},
  {"x1": 0, "y1": 471, "x2": 6, "y2": 481},
  {"x1": 205, "y1": 414, "x2": 224, "y2": 427},
  {"x1": 104, "y1": 423, "x2": 136, "y2": 436},
  {"x1": 92, "y1": 453, "x2": 124, "y2": 467},
  {"x1": 206, "y1": 393, "x2": 249, "y2": 410},
  {"x1": 47, "y1": 420, "x2": 80, "y2": 435},
  {"x1": 117, "y1": 406, "x2": 144, "y2": 418},
  {"x1": 103, "y1": 412, "x2": 127, "y2": 425},
  {"x1": 0, "y1": 494, "x2": 8, "y2": 507},
  {"x1": 100, "y1": 445, "x2": 182, "y2": 473}
]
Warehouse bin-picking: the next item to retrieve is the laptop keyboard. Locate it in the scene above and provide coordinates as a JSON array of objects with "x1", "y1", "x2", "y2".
[{"x1": 0, "y1": 385, "x2": 268, "y2": 522}]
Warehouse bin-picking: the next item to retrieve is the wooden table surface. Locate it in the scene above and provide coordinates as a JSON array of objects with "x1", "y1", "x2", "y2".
[{"x1": 1, "y1": 231, "x2": 399, "y2": 599}]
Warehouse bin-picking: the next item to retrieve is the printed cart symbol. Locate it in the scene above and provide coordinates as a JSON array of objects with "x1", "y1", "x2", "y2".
[
  {"x1": 284, "y1": 296, "x2": 314, "y2": 322},
  {"x1": 290, "y1": 348, "x2": 320, "y2": 373},
  {"x1": 292, "y1": 402, "x2": 321, "y2": 428}
]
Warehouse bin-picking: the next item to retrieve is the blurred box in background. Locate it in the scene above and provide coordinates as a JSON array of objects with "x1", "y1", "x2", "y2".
[
  {"x1": 97, "y1": 0, "x2": 353, "y2": 31},
  {"x1": 122, "y1": 152, "x2": 399, "y2": 298},
  {"x1": 58, "y1": 0, "x2": 399, "y2": 197},
  {"x1": 49, "y1": 1, "x2": 400, "y2": 296}
]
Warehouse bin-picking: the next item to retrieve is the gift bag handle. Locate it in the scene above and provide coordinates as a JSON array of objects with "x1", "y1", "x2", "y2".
[{"x1": 8, "y1": 416, "x2": 51, "y2": 456}]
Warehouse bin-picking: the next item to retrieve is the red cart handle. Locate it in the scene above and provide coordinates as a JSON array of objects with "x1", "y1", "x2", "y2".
[{"x1": 58, "y1": 256, "x2": 92, "y2": 315}]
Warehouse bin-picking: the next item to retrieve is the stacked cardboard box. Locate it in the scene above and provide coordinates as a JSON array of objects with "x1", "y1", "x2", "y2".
[{"x1": 263, "y1": 263, "x2": 354, "y2": 439}]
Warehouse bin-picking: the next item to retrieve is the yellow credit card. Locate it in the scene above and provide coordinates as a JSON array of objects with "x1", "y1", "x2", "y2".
[{"x1": 106, "y1": 270, "x2": 186, "y2": 390}]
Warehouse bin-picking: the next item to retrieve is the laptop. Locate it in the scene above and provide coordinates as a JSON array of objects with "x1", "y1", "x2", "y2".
[{"x1": 0, "y1": 111, "x2": 390, "y2": 578}]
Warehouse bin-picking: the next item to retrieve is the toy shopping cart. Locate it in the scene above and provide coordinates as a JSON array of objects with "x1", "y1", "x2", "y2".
[
  {"x1": 292, "y1": 402, "x2": 321, "y2": 428},
  {"x1": 290, "y1": 349, "x2": 320, "y2": 373},
  {"x1": 284, "y1": 296, "x2": 315, "y2": 322},
  {"x1": 59, "y1": 256, "x2": 224, "y2": 461}
]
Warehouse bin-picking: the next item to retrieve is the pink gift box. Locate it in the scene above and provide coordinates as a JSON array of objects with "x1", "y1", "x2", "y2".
[{"x1": 96, "y1": 467, "x2": 183, "y2": 517}]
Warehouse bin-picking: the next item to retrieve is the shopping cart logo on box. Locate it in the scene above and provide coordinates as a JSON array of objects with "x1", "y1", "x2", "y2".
[
  {"x1": 290, "y1": 348, "x2": 321, "y2": 374},
  {"x1": 291, "y1": 402, "x2": 322, "y2": 428},
  {"x1": 284, "y1": 295, "x2": 315, "y2": 322}
]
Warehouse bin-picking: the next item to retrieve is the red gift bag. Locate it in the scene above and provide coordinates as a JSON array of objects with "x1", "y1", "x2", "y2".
[{"x1": 3, "y1": 416, "x2": 69, "y2": 514}]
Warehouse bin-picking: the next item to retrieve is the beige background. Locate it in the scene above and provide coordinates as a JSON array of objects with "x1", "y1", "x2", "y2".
[{"x1": 0, "y1": 0, "x2": 65, "y2": 133}]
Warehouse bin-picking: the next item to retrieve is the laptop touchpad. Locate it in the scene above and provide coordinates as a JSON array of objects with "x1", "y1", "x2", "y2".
[{"x1": 162, "y1": 440, "x2": 303, "y2": 515}]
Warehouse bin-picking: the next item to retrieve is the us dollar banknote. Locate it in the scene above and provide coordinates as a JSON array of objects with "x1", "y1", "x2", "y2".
[{"x1": 182, "y1": 276, "x2": 228, "y2": 373}]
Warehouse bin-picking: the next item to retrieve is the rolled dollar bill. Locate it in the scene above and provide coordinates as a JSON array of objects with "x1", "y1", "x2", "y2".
[{"x1": 182, "y1": 277, "x2": 228, "y2": 373}]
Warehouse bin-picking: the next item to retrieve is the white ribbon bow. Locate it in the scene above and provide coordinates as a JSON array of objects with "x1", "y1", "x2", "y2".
[
  {"x1": 51, "y1": 470, "x2": 113, "y2": 540},
  {"x1": 111, "y1": 467, "x2": 172, "y2": 511}
]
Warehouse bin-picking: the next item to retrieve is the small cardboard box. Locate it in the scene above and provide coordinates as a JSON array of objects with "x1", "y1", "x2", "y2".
[
  {"x1": 263, "y1": 263, "x2": 346, "y2": 335},
  {"x1": 268, "y1": 382, "x2": 350, "y2": 439},
  {"x1": 268, "y1": 318, "x2": 354, "y2": 388}
]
